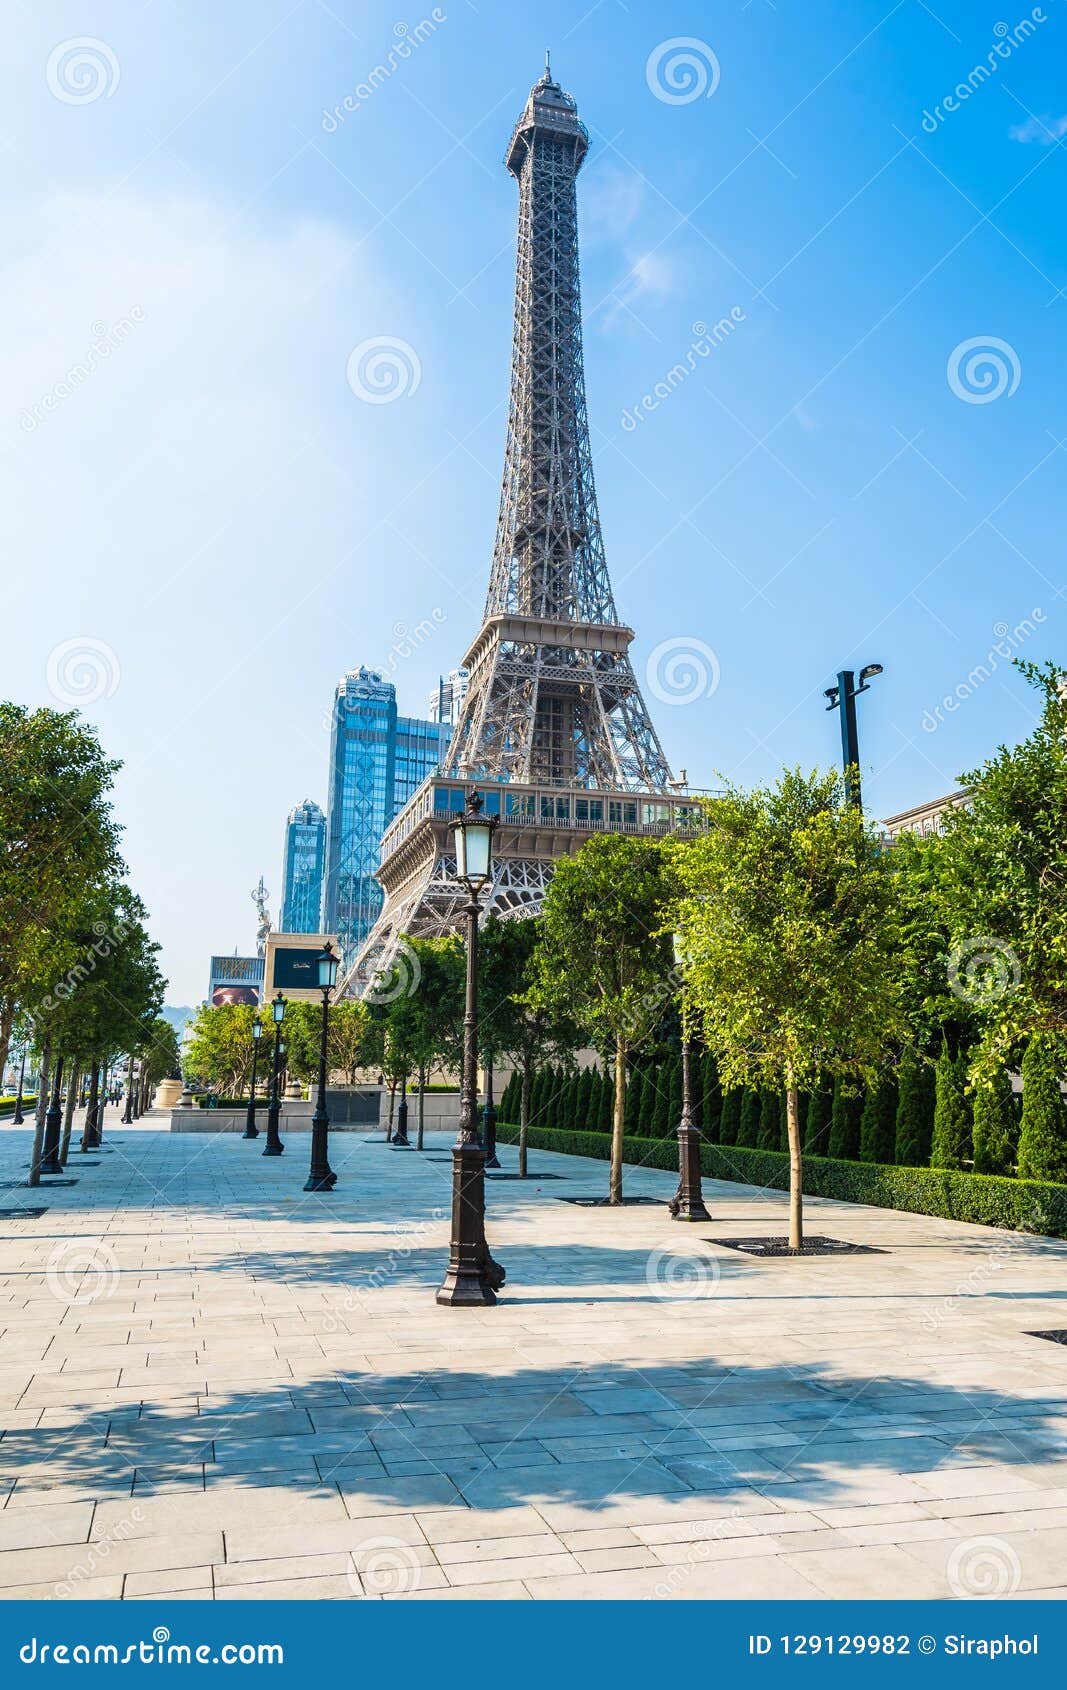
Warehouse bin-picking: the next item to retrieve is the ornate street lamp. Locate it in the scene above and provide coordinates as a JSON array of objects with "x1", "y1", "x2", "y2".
[
  {"x1": 304, "y1": 945, "x2": 339, "y2": 1191},
  {"x1": 436, "y1": 791, "x2": 506, "y2": 1307},
  {"x1": 668, "y1": 933, "x2": 710, "y2": 1223},
  {"x1": 39, "y1": 1056, "x2": 65, "y2": 1175},
  {"x1": 243, "y1": 1017, "x2": 263, "y2": 1140},
  {"x1": 264, "y1": 993, "x2": 286, "y2": 1158}
]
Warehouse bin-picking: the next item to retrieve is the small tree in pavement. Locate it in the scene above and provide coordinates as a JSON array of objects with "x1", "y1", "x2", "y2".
[{"x1": 673, "y1": 768, "x2": 902, "y2": 1251}]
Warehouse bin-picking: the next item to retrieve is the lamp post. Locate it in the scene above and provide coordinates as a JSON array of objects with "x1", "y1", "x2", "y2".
[
  {"x1": 482, "y1": 1060, "x2": 499, "y2": 1169},
  {"x1": 393, "y1": 1075, "x2": 411, "y2": 1147},
  {"x1": 12, "y1": 1047, "x2": 26, "y2": 1125},
  {"x1": 264, "y1": 994, "x2": 286, "y2": 1158},
  {"x1": 436, "y1": 790, "x2": 506, "y2": 1307},
  {"x1": 243, "y1": 1017, "x2": 263, "y2": 1139},
  {"x1": 668, "y1": 934, "x2": 710, "y2": 1223},
  {"x1": 304, "y1": 944, "x2": 338, "y2": 1191},
  {"x1": 824, "y1": 664, "x2": 883, "y2": 810},
  {"x1": 81, "y1": 1057, "x2": 100, "y2": 1152},
  {"x1": 39, "y1": 1055, "x2": 65, "y2": 1175}
]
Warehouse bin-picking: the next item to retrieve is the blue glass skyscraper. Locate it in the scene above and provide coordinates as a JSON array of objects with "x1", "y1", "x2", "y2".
[
  {"x1": 279, "y1": 800, "x2": 326, "y2": 933},
  {"x1": 322, "y1": 668, "x2": 446, "y2": 960}
]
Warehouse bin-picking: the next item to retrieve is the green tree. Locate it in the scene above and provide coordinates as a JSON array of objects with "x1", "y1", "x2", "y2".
[
  {"x1": 736, "y1": 1086, "x2": 760, "y2": 1147},
  {"x1": 0, "y1": 706, "x2": 124, "y2": 1080},
  {"x1": 718, "y1": 1088, "x2": 741, "y2": 1145},
  {"x1": 1018, "y1": 1035, "x2": 1067, "y2": 1182},
  {"x1": 928, "y1": 662, "x2": 1067, "y2": 1081},
  {"x1": 894, "y1": 1049, "x2": 935, "y2": 1166},
  {"x1": 828, "y1": 1077, "x2": 861, "y2": 1159},
  {"x1": 701, "y1": 1052, "x2": 721, "y2": 1143},
  {"x1": 858, "y1": 1073, "x2": 897, "y2": 1164},
  {"x1": 530, "y1": 834, "x2": 674, "y2": 1203},
  {"x1": 757, "y1": 1087, "x2": 781, "y2": 1151},
  {"x1": 803, "y1": 1083, "x2": 831, "y2": 1154},
  {"x1": 972, "y1": 1067, "x2": 1016, "y2": 1176},
  {"x1": 930, "y1": 1044, "x2": 971, "y2": 1170},
  {"x1": 674, "y1": 768, "x2": 903, "y2": 1249}
]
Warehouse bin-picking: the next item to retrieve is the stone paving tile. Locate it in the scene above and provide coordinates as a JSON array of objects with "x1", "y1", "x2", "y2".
[{"x1": 2, "y1": 1120, "x2": 1066, "y2": 1599}]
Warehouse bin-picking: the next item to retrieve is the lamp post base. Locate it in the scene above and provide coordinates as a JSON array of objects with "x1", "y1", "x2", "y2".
[
  {"x1": 303, "y1": 1170, "x2": 337, "y2": 1191},
  {"x1": 669, "y1": 1123, "x2": 710, "y2": 1222},
  {"x1": 262, "y1": 1138, "x2": 285, "y2": 1157},
  {"x1": 242, "y1": 1122, "x2": 259, "y2": 1140},
  {"x1": 435, "y1": 1140, "x2": 506, "y2": 1307}
]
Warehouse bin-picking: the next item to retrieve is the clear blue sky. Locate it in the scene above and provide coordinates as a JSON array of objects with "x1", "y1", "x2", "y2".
[{"x1": 4, "y1": 1, "x2": 1065, "y2": 1003}]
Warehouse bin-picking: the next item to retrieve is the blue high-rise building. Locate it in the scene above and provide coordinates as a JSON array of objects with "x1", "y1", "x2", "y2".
[
  {"x1": 322, "y1": 668, "x2": 446, "y2": 960},
  {"x1": 279, "y1": 800, "x2": 326, "y2": 934}
]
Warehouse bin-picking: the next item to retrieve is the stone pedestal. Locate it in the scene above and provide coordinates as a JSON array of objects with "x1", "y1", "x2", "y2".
[{"x1": 156, "y1": 1078, "x2": 183, "y2": 1110}]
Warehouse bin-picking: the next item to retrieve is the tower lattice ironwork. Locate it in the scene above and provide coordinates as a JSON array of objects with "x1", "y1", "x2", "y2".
[
  {"x1": 342, "y1": 64, "x2": 681, "y2": 996},
  {"x1": 444, "y1": 62, "x2": 671, "y2": 791}
]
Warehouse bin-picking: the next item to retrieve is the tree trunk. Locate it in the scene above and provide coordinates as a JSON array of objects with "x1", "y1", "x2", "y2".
[
  {"x1": 519, "y1": 1057, "x2": 531, "y2": 1178},
  {"x1": 59, "y1": 1063, "x2": 80, "y2": 1165},
  {"x1": 386, "y1": 1078, "x2": 396, "y2": 1141},
  {"x1": 610, "y1": 1039, "x2": 627, "y2": 1205},
  {"x1": 416, "y1": 1065, "x2": 426, "y2": 1151},
  {"x1": 786, "y1": 1072, "x2": 804, "y2": 1252},
  {"x1": 28, "y1": 1041, "x2": 51, "y2": 1188}
]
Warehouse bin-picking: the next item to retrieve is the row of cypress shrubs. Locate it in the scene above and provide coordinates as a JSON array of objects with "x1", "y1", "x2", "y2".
[
  {"x1": 499, "y1": 1040, "x2": 1067, "y2": 1184},
  {"x1": 492, "y1": 1122, "x2": 1067, "y2": 1241}
]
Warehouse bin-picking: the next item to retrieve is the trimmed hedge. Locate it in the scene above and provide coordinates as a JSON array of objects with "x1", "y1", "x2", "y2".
[{"x1": 494, "y1": 1121, "x2": 1067, "y2": 1240}]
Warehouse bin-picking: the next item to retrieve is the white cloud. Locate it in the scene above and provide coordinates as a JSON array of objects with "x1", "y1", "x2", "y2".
[{"x1": 1008, "y1": 114, "x2": 1067, "y2": 145}]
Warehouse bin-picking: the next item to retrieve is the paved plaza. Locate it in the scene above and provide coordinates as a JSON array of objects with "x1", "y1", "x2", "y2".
[{"x1": 1, "y1": 1114, "x2": 1065, "y2": 1601}]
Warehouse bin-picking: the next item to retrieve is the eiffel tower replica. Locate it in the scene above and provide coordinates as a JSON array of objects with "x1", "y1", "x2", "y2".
[{"x1": 344, "y1": 60, "x2": 696, "y2": 995}]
